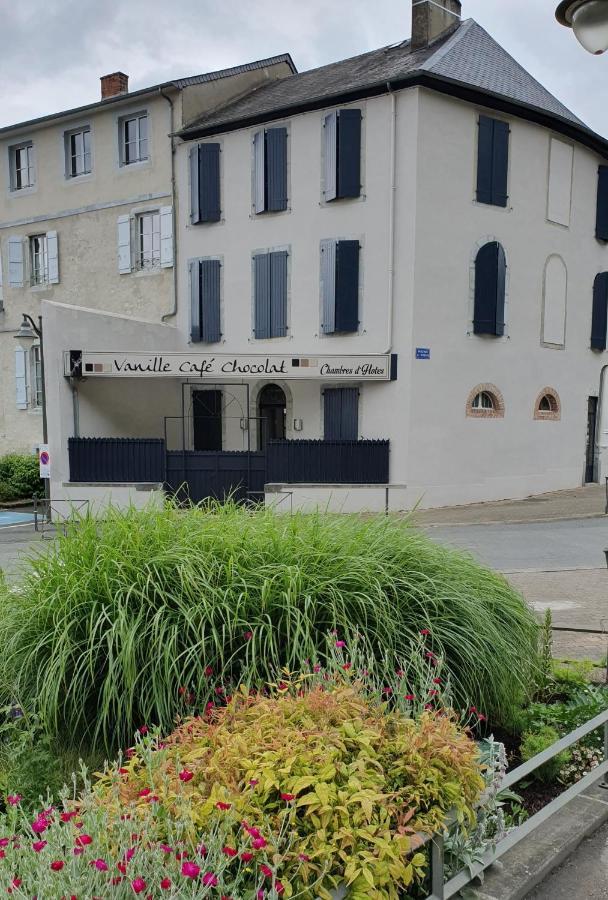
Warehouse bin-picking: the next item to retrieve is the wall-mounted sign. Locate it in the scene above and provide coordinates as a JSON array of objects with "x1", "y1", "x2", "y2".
[
  {"x1": 415, "y1": 348, "x2": 431, "y2": 360},
  {"x1": 39, "y1": 445, "x2": 50, "y2": 479},
  {"x1": 67, "y1": 352, "x2": 397, "y2": 382}
]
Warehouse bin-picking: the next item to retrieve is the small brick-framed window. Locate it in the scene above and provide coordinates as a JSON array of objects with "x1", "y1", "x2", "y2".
[
  {"x1": 466, "y1": 383, "x2": 505, "y2": 419},
  {"x1": 534, "y1": 388, "x2": 561, "y2": 421}
]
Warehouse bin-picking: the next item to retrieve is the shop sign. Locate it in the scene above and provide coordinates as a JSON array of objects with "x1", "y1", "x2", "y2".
[{"x1": 67, "y1": 352, "x2": 397, "y2": 382}]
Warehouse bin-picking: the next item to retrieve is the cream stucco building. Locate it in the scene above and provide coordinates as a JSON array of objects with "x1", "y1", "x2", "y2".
[{"x1": 9, "y1": 0, "x2": 608, "y2": 514}]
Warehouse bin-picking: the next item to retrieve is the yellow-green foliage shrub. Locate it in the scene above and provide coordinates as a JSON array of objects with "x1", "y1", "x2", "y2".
[{"x1": 95, "y1": 681, "x2": 484, "y2": 899}]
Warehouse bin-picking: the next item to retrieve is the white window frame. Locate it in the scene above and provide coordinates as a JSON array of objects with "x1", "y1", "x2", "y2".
[
  {"x1": 29, "y1": 345, "x2": 43, "y2": 409},
  {"x1": 119, "y1": 112, "x2": 149, "y2": 166},
  {"x1": 136, "y1": 210, "x2": 161, "y2": 270},
  {"x1": 472, "y1": 391, "x2": 495, "y2": 411},
  {"x1": 29, "y1": 234, "x2": 48, "y2": 286},
  {"x1": 64, "y1": 126, "x2": 91, "y2": 178},
  {"x1": 9, "y1": 142, "x2": 35, "y2": 191}
]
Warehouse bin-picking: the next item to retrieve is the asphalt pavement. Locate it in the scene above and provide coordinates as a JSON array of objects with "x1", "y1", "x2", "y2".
[{"x1": 526, "y1": 821, "x2": 608, "y2": 900}]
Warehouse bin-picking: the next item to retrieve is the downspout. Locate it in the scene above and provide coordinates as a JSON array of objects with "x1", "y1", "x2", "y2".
[
  {"x1": 596, "y1": 363, "x2": 608, "y2": 490},
  {"x1": 384, "y1": 84, "x2": 397, "y2": 354},
  {"x1": 160, "y1": 87, "x2": 178, "y2": 322}
]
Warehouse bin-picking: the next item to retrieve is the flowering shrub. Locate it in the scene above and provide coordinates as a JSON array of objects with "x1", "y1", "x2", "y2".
[
  {"x1": 559, "y1": 745, "x2": 602, "y2": 785},
  {"x1": 0, "y1": 502, "x2": 538, "y2": 750},
  {"x1": 86, "y1": 678, "x2": 484, "y2": 899}
]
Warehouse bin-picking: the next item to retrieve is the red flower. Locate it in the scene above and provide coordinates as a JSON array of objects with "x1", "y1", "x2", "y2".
[
  {"x1": 405, "y1": 694, "x2": 415, "y2": 701},
  {"x1": 75, "y1": 834, "x2": 93, "y2": 847},
  {"x1": 202, "y1": 872, "x2": 218, "y2": 887},
  {"x1": 138, "y1": 726, "x2": 148, "y2": 735},
  {"x1": 433, "y1": 678, "x2": 442, "y2": 684},
  {"x1": 276, "y1": 881, "x2": 285, "y2": 895},
  {"x1": 6, "y1": 795, "x2": 21, "y2": 806},
  {"x1": 50, "y1": 860, "x2": 65, "y2": 871},
  {"x1": 252, "y1": 837, "x2": 268, "y2": 850},
  {"x1": 240, "y1": 852, "x2": 254, "y2": 862},
  {"x1": 428, "y1": 689, "x2": 438, "y2": 697},
  {"x1": 204, "y1": 666, "x2": 213, "y2": 677},
  {"x1": 178, "y1": 687, "x2": 187, "y2": 696},
  {"x1": 313, "y1": 664, "x2": 322, "y2": 674},
  {"x1": 91, "y1": 859, "x2": 109, "y2": 871},
  {"x1": 118, "y1": 768, "x2": 129, "y2": 776},
  {"x1": 118, "y1": 862, "x2": 127, "y2": 875},
  {"x1": 138, "y1": 788, "x2": 151, "y2": 798},
  {"x1": 478, "y1": 713, "x2": 487, "y2": 722},
  {"x1": 159, "y1": 845, "x2": 172, "y2": 854},
  {"x1": 278, "y1": 681, "x2": 288, "y2": 691},
  {"x1": 280, "y1": 793, "x2": 295, "y2": 802},
  {"x1": 342, "y1": 663, "x2": 352, "y2": 671},
  {"x1": 216, "y1": 801, "x2": 231, "y2": 811},
  {"x1": 382, "y1": 687, "x2": 393, "y2": 696},
  {"x1": 260, "y1": 864, "x2": 273, "y2": 878},
  {"x1": 244, "y1": 631, "x2": 253, "y2": 641},
  {"x1": 249, "y1": 779, "x2": 259, "y2": 787},
  {"x1": 469, "y1": 706, "x2": 477, "y2": 713},
  {"x1": 395, "y1": 669, "x2": 405, "y2": 678},
  {"x1": 131, "y1": 878, "x2": 147, "y2": 894},
  {"x1": 160, "y1": 878, "x2": 171, "y2": 890},
  {"x1": 182, "y1": 861, "x2": 201, "y2": 879},
  {"x1": 222, "y1": 846, "x2": 237, "y2": 857},
  {"x1": 32, "y1": 841, "x2": 47, "y2": 852},
  {"x1": 179, "y1": 769, "x2": 193, "y2": 783},
  {"x1": 420, "y1": 629, "x2": 430, "y2": 636},
  {"x1": 298, "y1": 853, "x2": 310, "y2": 862}
]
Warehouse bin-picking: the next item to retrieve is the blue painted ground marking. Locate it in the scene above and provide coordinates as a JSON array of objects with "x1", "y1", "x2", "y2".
[{"x1": 0, "y1": 511, "x2": 35, "y2": 527}]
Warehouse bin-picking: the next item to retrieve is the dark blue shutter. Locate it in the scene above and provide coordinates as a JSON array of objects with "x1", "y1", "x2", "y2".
[
  {"x1": 254, "y1": 253, "x2": 272, "y2": 339},
  {"x1": 200, "y1": 259, "x2": 221, "y2": 343},
  {"x1": 596, "y1": 167, "x2": 608, "y2": 241},
  {"x1": 476, "y1": 116, "x2": 509, "y2": 207},
  {"x1": 266, "y1": 128, "x2": 287, "y2": 212},
  {"x1": 198, "y1": 143, "x2": 221, "y2": 223},
  {"x1": 270, "y1": 250, "x2": 288, "y2": 337},
  {"x1": 591, "y1": 273, "x2": 608, "y2": 350},
  {"x1": 337, "y1": 109, "x2": 361, "y2": 199},
  {"x1": 334, "y1": 240, "x2": 359, "y2": 332},
  {"x1": 190, "y1": 261, "x2": 201, "y2": 342},
  {"x1": 324, "y1": 388, "x2": 359, "y2": 440},
  {"x1": 474, "y1": 242, "x2": 506, "y2": 336}
]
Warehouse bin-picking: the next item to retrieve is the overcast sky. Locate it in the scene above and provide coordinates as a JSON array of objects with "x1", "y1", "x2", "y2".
[{"x1": 1, "y1": 0, "x2": 607, "y2": 135}]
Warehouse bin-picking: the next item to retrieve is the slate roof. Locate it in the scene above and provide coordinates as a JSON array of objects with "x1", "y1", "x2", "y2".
[
  {"x1": 0, "y1": 54, "x2": 296, "y2": 136},
  {"x1": 180, "y1": 19, "x2": 592, "y2": 142}
]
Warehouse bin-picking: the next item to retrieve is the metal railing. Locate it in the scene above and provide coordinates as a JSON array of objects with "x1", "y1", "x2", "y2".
[{"x1": 424, "y1": 707, "x2": 608, "y2": 899}]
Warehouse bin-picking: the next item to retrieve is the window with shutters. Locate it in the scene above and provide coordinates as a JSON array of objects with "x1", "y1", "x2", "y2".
[
  {"x1": 190, "y1": 258, "x2": 222, "y2": 344},
  {"x1": 323, "y1": 387, "x2": 359, "y2": 440},
  {"x1": 29, "y1": 346, "x2": 43, "y2": 409},
  {"x1": 253, "y1": 250, "x2": 289, "y2": 339},
  {"x1": 119, "y1": 112, "x2": 149, "y2": 165},
  {"x1": 591, "y1": 272, "x2": 608, "y2": 351},
  {"x1": 323, "y1": 109, "x2": 362, "y2": 202},
  {"x1": 321, "y1": 239, "x2": 360, "y2": 334},
  {"x1": 136, "y1": 211, "x2": 160, "y2": 270},
  {"x1": 473, "y1": 241, "x2": 507, "y2": 337},
  {"x1": 596, "y1": 166, "x2": 608, "y2": 241},
  {"x1": 190, "y1": 143, "x2": 221, "y2": 224},
  {"x1": 64, "y1": 126, "x2": 92, "y2": 178},
  {"x1": 476, "y1": 115, "x2": 509, "y2": 208},
  {"x1": 9, "y1": 142, "x2": 35, "y2": 191},
  {"x1": 29, "y1": 235, "x2": 48, "y2": 285},
  {"x1": 253, "y1": 127, "x2": 288, "y2": 214}
]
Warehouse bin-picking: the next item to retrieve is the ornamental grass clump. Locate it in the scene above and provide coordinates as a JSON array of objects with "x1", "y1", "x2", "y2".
[{"x1": 0, "y1": 502, "x2": 538, "y2": 749}]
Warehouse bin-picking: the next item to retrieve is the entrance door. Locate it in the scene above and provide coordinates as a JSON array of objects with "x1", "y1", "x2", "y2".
[
  {"x1": 193, "y1": 390, "x2": 222, "y2": 451},
  {"x1": 258, "y1": 384, "x2": 286, "y2": 450},
  {"x1": 585, "y1": 396, "x2": 599, "y2": 483}
]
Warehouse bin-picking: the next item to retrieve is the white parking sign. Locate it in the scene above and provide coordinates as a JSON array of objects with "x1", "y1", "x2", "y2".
[{"x1": 39, "y1": 445, "x2": 50, "y2": 479}]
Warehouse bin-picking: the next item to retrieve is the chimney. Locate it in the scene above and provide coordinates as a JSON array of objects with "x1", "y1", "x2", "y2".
[
  {"x1": 100, "y1": 72, "x2": 129, "y2": 100},
  {"x1": 411, "y1": 0, "x2": 461, "y2": 50}
]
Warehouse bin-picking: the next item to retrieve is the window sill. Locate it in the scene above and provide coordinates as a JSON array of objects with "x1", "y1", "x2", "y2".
[
  {"x1": 134, "y1": 266, "x2": 163, "y2": 277},
  {"x1": 118, "y1": 159, "x2": 151, "y2": 172},
  {"x1": 472, "y1": 199, "x2": 513, "y2": 213},
  {"x1": 64, "y1": 172, "x2": 93, "y2": 184}
]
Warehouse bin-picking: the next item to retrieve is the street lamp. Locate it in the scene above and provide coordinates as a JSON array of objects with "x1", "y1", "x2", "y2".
[
  {"x1": 14, "y1": 314, "x2": 50, "y2": 518},
  {"x1": 556, "y1": 0, "x2": 608, "y2": 55}
]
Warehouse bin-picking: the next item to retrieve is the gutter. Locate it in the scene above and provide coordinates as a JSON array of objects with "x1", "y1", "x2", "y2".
[
  {"x1": 160, "y1": 88, "x2": 178, "y2": 322},
  {"x1": 179, "y1": 72, "x2": 608, "y2": 162}
]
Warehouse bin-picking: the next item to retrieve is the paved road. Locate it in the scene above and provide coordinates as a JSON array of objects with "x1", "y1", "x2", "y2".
[
  {"x1": 424, "y1": 517, "x2": 608, "y2": 573},
  {"x1": 526, "y1": 821, "x2": 608, "y2": 899}
]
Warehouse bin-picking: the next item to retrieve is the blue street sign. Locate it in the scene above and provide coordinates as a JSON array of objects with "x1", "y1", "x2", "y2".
[{"x1": 415, "y1": 348, "x2": 431, "y2": 360}]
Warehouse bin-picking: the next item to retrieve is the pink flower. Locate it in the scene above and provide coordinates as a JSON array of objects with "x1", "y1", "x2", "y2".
[
  {"x1": 420, "y1": 629, "x2": 430, "y2": 636},
  {"x1": 6, "y1": 795, "x2": 21, "y2": 806},
  {"x1": 260, "y1": 864, "x2": 273, "y2": 878},
  {"x1": 73, "y1": 847, "x2": 84, "y2": 856},
  {"x1": 313, "y1": 664, "x2": 322, "y2": 674},
  {"x1": 124, "y1": 848, "x2": 136, "y2": 862},
  {"x1": 335, "y1": 640, "x2": 346, "y2": 648},
  {"x1": 216, "y1": 801, "x2": 231, "y2": 810},
  {"x1": 202, "y1": 872, "x2": 218, "y2": 887},
  {"x1": 249, "y1": 779, "x2": 259, "y2": 787},
  {"x1": 298, "y1": 853, "x2": 310, "y2": 862},
  {"x1": 204, "y1": 666, "x2": 213, "y2": 677},
  {"x1": 50, "y1": 860, "x2": 65, "y2": 871},
  {"x1": 252, "y1": 837, "x2": 268, "y2": 850},
  {"x1": 75, "y1": 834, "x2": 93, "y2": 847},
  {"x1": 138, "y1": 726, "x2": 148, "y2": 735},
  {"x1": 280, "y1": 793, "x2": 295, "y2": 802},
  {"x1": 478, "y1": 713, "x2": 487, "y2": 722},
  {"x1": 275, "y1": 881, "x2": 285, "y2": 894},
  {"x1": 0, "y1": 838, "x2": 9, "y2": 848},
  {"x1": 160, "y1": 878, "x2": 171, "y2": 890},
  {"x1": 405, "y1": 694, "x2": 415, "y2": 701},
  {"x1": 131, "y1": 877, "x2": 147, "y2": 894},
  {"x1": 222, "y1": 846, "x2": 237, "y2": 857},
  {"x1": 32, "y1": 841, "x2": 47, "y2": 852},
  {"x1": 244, "y1": 631, "x2": 253, "y2": 641},
  {"x1": 159, "y1": 844, "x2": 172, "y2": 854},
  {"x1": 182, "y1": 861, "x2": 201, "y2": 879},
  {"x1": 31, "y1": 817, "x2": 48, "y2": 834},
  {"x1": 241, "y1": 851, "x2": 254, "y2": 862},
  {"x1": 11, "y1": 878, "x2": 21, "y2": 888},
  {"x1": 91, "y1": 858, "x2": 108, "y2": 871},
  {"x1": 277, "y1": 681, "x2": 288, "y2": 691},
  {"x1": 60, "y1": 811, "x2": 78, "y2": 823},
  {"x1": 138, "y1": 788, "x2": 151, "y2": 798},
  {"x1": 178, "y1": 769, "x2": 193, "y2": 783},
  {"x1": 118, "y1": 862, "x2": 127, "y2": 874}
]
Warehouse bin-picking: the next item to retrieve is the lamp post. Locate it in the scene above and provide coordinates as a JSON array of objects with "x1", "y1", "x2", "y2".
[
  {"x1": 556, "y1": 0, "x2": 608, "y2": 54},
  {"x1": 14, "y1": 315, "x2": 50, "y2": 519}
]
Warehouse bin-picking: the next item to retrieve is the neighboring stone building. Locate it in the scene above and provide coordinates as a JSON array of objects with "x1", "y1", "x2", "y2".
[
  {"x1": 24, "y1": 0, "x2": 608, "y2": 512},
  {"x1": 0, "y1": 55, "x2": 295, "y2": 455}
]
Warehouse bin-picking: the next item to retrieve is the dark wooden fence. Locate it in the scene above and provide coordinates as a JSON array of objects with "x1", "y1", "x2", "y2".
[
  {"x1": 166, "y1": 450, "x2": 266, "y2": 503},
  {"x1": 266, "y1": 440, "x2": 390, "y2": 484},
  {"x1": 68, "y1": 437, "x2": 166, "y2": 483}
]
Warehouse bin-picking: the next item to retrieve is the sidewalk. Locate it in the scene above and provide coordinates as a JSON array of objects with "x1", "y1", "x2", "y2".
[{"x1": 412, "y1": 484, "x2": 606, "y2": 527}]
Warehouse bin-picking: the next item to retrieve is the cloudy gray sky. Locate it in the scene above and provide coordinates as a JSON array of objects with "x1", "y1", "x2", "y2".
[{"x1": 1, "y1": 0, "x2": 606, "y2": 135}]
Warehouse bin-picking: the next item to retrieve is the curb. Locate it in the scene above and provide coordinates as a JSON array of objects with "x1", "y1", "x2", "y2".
[
  {"x1": 460, "y1": 781, "x2": 608, "y2": 900},
  {"x1": 420, "y1": 512, "x2": 606, "y2": 528}
]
